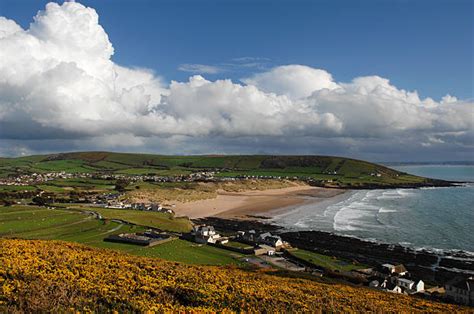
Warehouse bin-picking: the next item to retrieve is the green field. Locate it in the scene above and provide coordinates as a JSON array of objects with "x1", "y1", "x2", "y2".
[
  {"x1": 0, "y1": 185, "x2": 37, "y2": 192},
  {"x1": 66, "y1": 206, "x2": 193, "y2": 233},
  {"x1": 224, "y1": 241, "x2": 254, "y2": 250},
  {"x1": 0, "y1": 205, "x2": 243, "y2": 265},
  {"x1": 0, "y1": 151, "x2": 438, "y2": 189},
  {"x1": 0, "y1": 206, "x2": 137, "y2": 242},
  {"x1": 99, "y1": 239, "x2": 244, "y2": 265},
  {"x1": 288, "y1": 249, "x2": 367, "y2": 272}
]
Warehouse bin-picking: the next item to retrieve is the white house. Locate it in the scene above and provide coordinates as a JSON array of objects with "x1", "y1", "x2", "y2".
[
  {"x1": 382, "y1": 278, "x2": 424, "y2": 294},
  {"x1": 192, "y1": 225, "x2": 227, "y2": 244},
  {"x1": 415, "y1": 280, "x2": 425, "y2": 293},
  {"x1": 258, "y1": 232, "x2": 284, "y2": 248},
  {"x1": 381, "y1": 280, "x2": 403, "y2": 293},
  {"x1": 391, "y1": 285, "x2": 403, "y2": 294}
]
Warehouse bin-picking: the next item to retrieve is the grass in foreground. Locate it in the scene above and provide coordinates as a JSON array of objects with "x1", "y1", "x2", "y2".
[{"x1": 0, "y1": 239, "x2": 466, "y2": 312}]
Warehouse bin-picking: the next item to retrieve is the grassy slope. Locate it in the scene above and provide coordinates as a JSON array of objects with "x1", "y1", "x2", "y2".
[
  {"x1": 125, "y1": 179, "x2": 301, "y2": 204},
  {"x1": 0, "y1": 151, "x2": 437, "y2": 187},
  {"x1": 0, "y1": 206, "x2": 239, "y2": 266},
  {"x1": 0, "y1": 239, "x2": 467, "y2": 312}
]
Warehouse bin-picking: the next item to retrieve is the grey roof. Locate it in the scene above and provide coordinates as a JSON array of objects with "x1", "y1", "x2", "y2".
[
  {"x1": 259, "y1": 232, "x2": 272, "y2": 239},
  {"x1": 398, "y1": 278, "x2": 414, "y2": 285}
]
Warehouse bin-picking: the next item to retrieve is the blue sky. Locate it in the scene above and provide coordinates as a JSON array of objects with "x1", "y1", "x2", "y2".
[{"x1": 1, "y1": 0, "x2": 472, "y2": 100}]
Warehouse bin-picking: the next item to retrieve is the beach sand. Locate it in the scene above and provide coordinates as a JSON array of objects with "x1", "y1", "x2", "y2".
[{"x1": 173, "y1": 185, "x2": 346, "y2": 219}]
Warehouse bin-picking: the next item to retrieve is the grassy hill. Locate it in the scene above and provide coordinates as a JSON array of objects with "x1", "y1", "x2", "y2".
[
  {"x1": 0, "y1": 239, "x2": 467, "y2": 312},
  {"x1": 0, "y1": 151, "x2": 450, "y2": 188}
]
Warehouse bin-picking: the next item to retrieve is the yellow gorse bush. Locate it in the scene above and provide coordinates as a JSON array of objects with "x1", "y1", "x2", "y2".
[{"x1": 0, "y1": 239, "x2": 468, "y2": 312}]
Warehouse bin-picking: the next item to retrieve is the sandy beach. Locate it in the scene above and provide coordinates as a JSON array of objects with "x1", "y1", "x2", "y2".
[{"x1": 173, "y1": 185, "x2": 346, "y2": 219}]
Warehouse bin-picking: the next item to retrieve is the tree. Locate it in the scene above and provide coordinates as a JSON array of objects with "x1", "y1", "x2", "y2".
[
  {"x1": 31, "y1": 196, "x2": 51, "y2": 206},
  {"x1": 114, "y1": 179, "x2": 129, "y2": 192}
]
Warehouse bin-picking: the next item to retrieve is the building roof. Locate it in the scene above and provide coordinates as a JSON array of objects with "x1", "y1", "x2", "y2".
[
  {"x1": 259, "y1": 232, "x2": 272, "y2": 239},
  {"x1": 393, "y1": 264, "x2": 407, "y2": 274},
  {"x1": 194, "y1": 225, "x2": 215, "y2": 232},
  {"x1": 264, "y1": 236, "x2": 282, "y2": 245},
  {"x1": 398, "y1": 278, "x2": 414, "y2": 285}
]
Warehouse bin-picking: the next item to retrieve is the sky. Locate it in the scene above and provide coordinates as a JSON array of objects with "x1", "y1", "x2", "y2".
[{"x1": 0, "y1": 0, "x2": 472, "y2": 161}]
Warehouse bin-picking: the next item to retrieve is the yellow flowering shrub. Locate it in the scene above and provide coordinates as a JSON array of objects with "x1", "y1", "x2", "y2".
[{"x1": 0, "y1": 239, "x2": 468, "y2": 312}]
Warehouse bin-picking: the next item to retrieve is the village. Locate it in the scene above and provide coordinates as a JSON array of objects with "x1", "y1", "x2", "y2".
[
  {"x1": 102, "y1": 219, "x2": 473, "y2": 306},
  {"x1": 1, "y1": 169, "x2": 472, "y2": 307},
  {"x1": 0, "y1": 169, "x2": 335, "y2": 188}
]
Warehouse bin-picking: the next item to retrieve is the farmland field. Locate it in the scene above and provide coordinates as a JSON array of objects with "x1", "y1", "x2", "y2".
[
  {"x1": 225, "y1": 241, "x2": 254, "y2": 250},
  {"x1": 66, "y1": 205, "x2": 193, "y2": 233},
  {"x1": 288, "y1": 248, "x2": 367, "y2": 272},
  {"x1": 91, "y1": 238, "x2": 244, "y2": 265}
]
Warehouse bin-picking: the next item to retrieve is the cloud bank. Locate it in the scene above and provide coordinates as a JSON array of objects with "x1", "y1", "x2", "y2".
[{"x1": 0, "y1": 2, "x2": 472, "y2": 160}]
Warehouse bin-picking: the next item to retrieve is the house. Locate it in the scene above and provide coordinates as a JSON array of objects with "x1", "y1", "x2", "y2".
[
  {"x1": 263, "y1": 236, "x2": 283, "y2": 248},
  {"x1": 380, "y1": 277, "x2": 424, "y2": 294},
  {"x1": 258, "y1": 232, "x2": 272, "y2": 241},
  {"x1": 381, "y1": 280, "x2": 404, "y2": 294},
  {"x1": 258, "y1": 232, "x2": 284, "y2": 248},
  {"x1": 414, "y1": 280, "x2": 425, "y2": 293},
  {"x1": 445, "y1": 276, "x2": 474, "y2": 306},
  {"x1": 106, "y1": 201, "x2": 127, "y2": 209},
  {"x1": 148, "y1": 203, "x2": 163, "y2": 211},
  {"x1": 239, "y1": 230, "x2": 257, "y2": 242},
  {"x1": 131, "y1": 202, "x2": 146, "y2": 210},
  {"x1": 192, "y1": 225, "x2": 227, "y2": 244},
  {"x1": 381, "y1": 263, "x2": 408, "y2": 276},
  {"x1": 391, "y1": 285, "x2": 403, "y2": 294}
]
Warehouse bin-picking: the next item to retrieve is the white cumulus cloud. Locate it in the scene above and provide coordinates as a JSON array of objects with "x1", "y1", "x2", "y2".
[
  {"x1": 242, "y1": 65, "x2": 339, "y2": 99},
  {"x1": 0, "y1": 1, "x2": 472, "y2": 159}
]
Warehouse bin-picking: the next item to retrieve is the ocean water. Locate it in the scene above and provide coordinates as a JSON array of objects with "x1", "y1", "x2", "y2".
[{"x1": 273, "y1": 165, "x2": 474, "y2": 252}]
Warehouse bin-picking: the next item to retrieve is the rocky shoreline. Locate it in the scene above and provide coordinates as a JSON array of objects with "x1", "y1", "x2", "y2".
[{"x1": 195, "y1": 217, "x2": 474, "y2": 286}]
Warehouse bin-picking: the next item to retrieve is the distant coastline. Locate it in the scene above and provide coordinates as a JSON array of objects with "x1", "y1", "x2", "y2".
[{"x1": 383, "y1": 161, "x2": 474, "y2": 166}]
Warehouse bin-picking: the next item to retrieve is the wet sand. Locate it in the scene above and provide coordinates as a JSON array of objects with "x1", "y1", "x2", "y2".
[{"x1": 173, "y1": 185, "x2": 346, "y2": 219}]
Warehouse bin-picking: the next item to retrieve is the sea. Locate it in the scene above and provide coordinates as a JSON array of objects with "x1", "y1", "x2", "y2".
[{"x1": 272, "y1": 165, "x2": 474, "y2": 253}]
